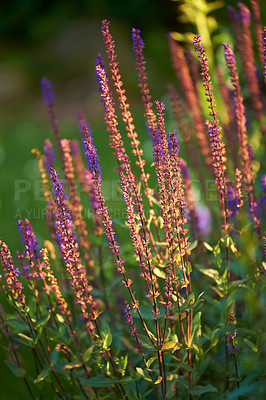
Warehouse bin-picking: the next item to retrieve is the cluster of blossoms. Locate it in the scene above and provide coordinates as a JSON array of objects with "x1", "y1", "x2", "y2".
[
  {"x1": 41, "y1": 247, "x2": 72, "y2": 325},
  {"x1": 50, "y1": 167, "x2": 98, "y2": 335},
  {"x1": 17, "y1": 218, "x2": 42, "y2": 279},
  {"x1": 0, "y1": 240, "x2": 25, "y2": 307}
]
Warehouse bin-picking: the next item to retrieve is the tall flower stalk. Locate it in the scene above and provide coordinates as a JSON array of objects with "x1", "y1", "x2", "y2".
[
  {"x1": 132, "y1": 27, "x2": 157, "y2": 132},
  {"x1": 228, "y1": 3, "x2": 264, "y2": 130},
  {"x1": 41, "y1": 77, "x2": 64, "y2": 166},
  {"x1": 60, "y1": 138, "x2": 95, "y2": 274},
  {"x1": 223, "y1": 42, "x2": 261, "y2": 237},
  {"x1": 250, "y1": 0, "x2": 264, "y2": 65},
  {"x1": 194, "y1": 35, "x2": 228, "y2": 236},
  {"x1": 262, "y1": 27, "x2": 266, "y2": 83},
  {"x1": 194, "y1": 34, "x2": 232, "y2": 392},
  {"x1": 168, "y1": 35, "x2": 212, "y2": 167}
]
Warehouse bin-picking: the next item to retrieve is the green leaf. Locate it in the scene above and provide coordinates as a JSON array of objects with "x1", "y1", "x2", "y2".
[
  {"x1": 136, "y1": 367, "x2": 152, "y2": 382},
  {"x1": 179, "y1": 292, "x2": 204, "y2": 313},
  {"x1": 138, "y1": 334, "x2": 156, "y2": 350},
  {"x1": 164, "y1": 353, "x2": 181, "y2": 362},
  {"x1": 225, "y1": 382, "x2": 260, "y2": 399},
  {"x1": 154, "y1": 376, "x2": 162, "y2": 385},
  {"x1": 195, "y1": 265, "x2": 223, "y2": 285},
  {"x1": 153, "y1": 267, "x2": 165, "y2": 279},
  {"x1": 34, "y1": 326, "x2": 43, "y2": 345},
  {"x1": 191, "y1": 312, "x2": 202, "y2": 344},
  {"x1": 229, "y1": 278, "x2": 248, "y2": 289},
  {"x1": 203, "y1": 242, "x2": 213, "y2": 252},
  {"x1": 190, "y1": 384, "x2": 218, "y2": 395},
  {"x1": 146, "y1": 357, "x2": 157, "y2": 368},
  {"x1": 51, "y1": 349, "x2": 59, "y2": 366},
  {"x1": 243, "y1": 338, "x2": 258, "y2": 353},
  {"x1": 5, "y1": 360, "x2": 26, "y2": 378},
  {"x1": 261, "y1": 261, "x2": 266, "y2": 274},
  {"x1": 63, "y1": 360, "x2": 83, "y2": 370},
  {"x1": 34, "y1": 367, "x2": 50, "y2": 384},
  {"x1": 83, "y1": 346, "x2": 94, "y2": 362},
  {"x1": 17, "y1": 333, "x2": 34, "y2": 347},
  {"x1": 119, "y1": 376, "x2": 134, "y2": 384},
  {"x1": 8, "y1": 319, "x2": 29, "y2": 331},
  {"x1": 82, "y1": 376, "x2": 116, "y2": 387},
  {"x1": 162, "y1": 341, "x2": 180, "y2": 351},
  {"x1": 36, "y1": 310, "x2": 51, "y2": 328},
  {"x1": 186, "y1": 261, "x2": 192, "y2": 274},
  {"x1": 224, "y1": 289, "x2": 238, "y2": 309},
  {"x1": 187, "y1": 240, "x2": 198, "y2": 253},
  {"x1": 226, "y1": 236, "x2": 240, "y2": 256},
  {"x1": 101, "y1": 320, "x2": 112, "y2": 350},
  {"x1": 179, "y1": 292, "x2": 195, "y2": 313},
  {"x1": 56, "y1": 314, "x2": 64, "y2": 323},
  {"x1": 173, "y1": 362, "x2": 194, "y2": 372}
]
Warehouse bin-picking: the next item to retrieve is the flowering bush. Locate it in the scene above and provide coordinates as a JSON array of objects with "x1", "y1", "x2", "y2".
[{"x1": 0, "y1": 3, "x2": 265, "y2": 399}]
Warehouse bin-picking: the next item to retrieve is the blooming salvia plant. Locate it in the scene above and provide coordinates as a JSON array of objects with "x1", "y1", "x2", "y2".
[{"x1": 0, "y1": 4, "x2": 265, "y2": 399}]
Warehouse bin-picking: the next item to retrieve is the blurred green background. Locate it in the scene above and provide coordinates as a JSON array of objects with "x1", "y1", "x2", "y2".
[{"x1": 0, "y1": 0, "x2": 265, "y2": 398}]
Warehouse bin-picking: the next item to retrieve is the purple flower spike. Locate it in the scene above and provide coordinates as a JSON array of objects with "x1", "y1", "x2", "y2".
[
  {"x1": 49, "y1": 167, "x2": 77, "y2": 263},
  {"x1": 223, "y1": 42, "x2": 253, "y2": 192},
  {"x1": 124, "y1": 301, "x2": 142, "y2": 353},
  {"x1": 262, "y1": 27, "x2": 266, "y2": 82},
  {"x1": 132, "y1": 28, "x2": 144, "y2": 52},
  {"x1": 41, "y1": 77, "x2": 63, "y2": 166},
  {"x1": 49, "y1": 167, "x2": 74, "y2": 242},
  {"x1": 81, "y1": 119, "x2": 127, "y2": 275},
  {"x1": 18, "y1": 219, "x2": 41, "y2": 262},
  {"x1": 41, "y1": 77, "x2": 55, "y2": 108},
  {"x1": 167, "y1": 131, "x2": 180, "y2": 156},
  {"x1": 50, "y1": 167, "x2": 68, "y2": 207},
  {"x1": 43, "y1": 139, "x2": 55, "y2": 172},
  {"x1": 95, "y1": 53, "x2": 106, "y2": 89},
  {"x1": 50, "y1": 167, "x2": 99, "y2": 335},
  {"x1": 132, "y1": 27, "x2": 156, "y2": 132},
  {"x1": 0, "y1": 240, "x2": 26, "y2": 307},
  {"x1": 82, "y1": 122, "x2": 102, "y2": 181},
  {"x1": 238, "y1": 2, "x2": 251, "y2": 25}
]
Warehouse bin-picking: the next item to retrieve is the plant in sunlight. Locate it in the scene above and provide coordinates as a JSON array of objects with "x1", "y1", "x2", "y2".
[{"x1": 0, "y1": 2, "x2": 265, "y2": 399}]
